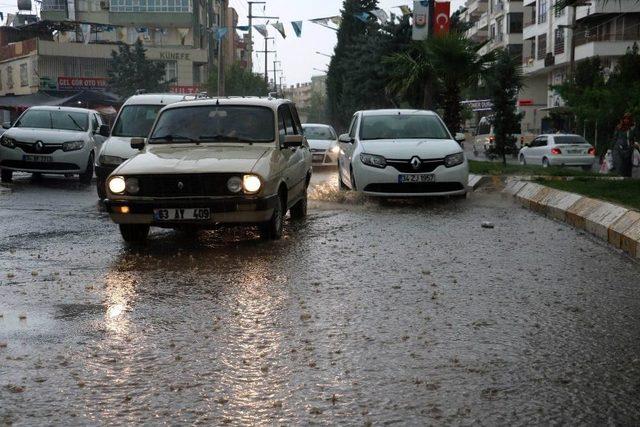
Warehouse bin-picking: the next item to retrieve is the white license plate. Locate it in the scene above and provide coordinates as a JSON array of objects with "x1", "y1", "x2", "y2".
[
  {"x1": 312, "y1": 154, "x2": 324, "y2": 162},
  {"x1": 154, "y1": 208, "x2": 211, "y2": 221},
  {"x1": 399, "y1": 174, "x2": 435, "y2": 183},
  {"x1": 23, "y1": 155, "x2": 52, "y2": 162},
  {"x1": 568, "y1": 150, "x2": 583, "y2": 154}
]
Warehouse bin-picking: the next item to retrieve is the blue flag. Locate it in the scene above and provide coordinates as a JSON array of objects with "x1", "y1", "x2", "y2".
[
  {"x1": 354, "y1": 12, "x2": 369, "y2": 22},
  {"x1": 216, "y1": 27, "x2": 228, "y2": 41},
  {"x1": 291, "y1": 21, "x2": 303, "y2": 37}
]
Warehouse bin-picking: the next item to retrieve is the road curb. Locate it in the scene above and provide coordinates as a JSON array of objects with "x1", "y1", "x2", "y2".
[
  {"x1": 503, "y1": 179, "x2": 640, "y2": 260},
  {"x1": 468, "y1": 174, "x2": 488, "y2": 190}
]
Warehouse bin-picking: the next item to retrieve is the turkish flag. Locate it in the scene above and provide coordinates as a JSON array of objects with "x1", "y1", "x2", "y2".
[{"x1": 434, "y1": 1, "x2": 451, "y2": 36}]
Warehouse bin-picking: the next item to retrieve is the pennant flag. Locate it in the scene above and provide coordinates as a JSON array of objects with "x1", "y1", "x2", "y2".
[
  {"x1": 272, "y1": 22, "x2": 286, "y2": 38},
  {"x1": 254, "y1": 24, "x2": 268, "y2": 37},
  {"x1": 370, "y1": 9, "x2": 389, "y2": 24},
  {"x1": 399, "y1": 5, "x2": 411, "y2": 16},
  {"x1": 236, "y1": 25, "x2": 250, "y2": 31},
  {"x1": 291, "y1": 21, "x2": 303, "y2": 37},
  {"x1": 420, "y1": 0, "x2": 429, "y2": 5},
  {"x1": 434, "y1": 1, "x2": 451, "y2": 36},
  {"x1": 330, "y1": 16, "x2": 342, "y2": 26},
  {"x1": 0, "y1": 12, "x2": 4, "y2": 21},
  {"x1": 216, "y1": 27, "x2": 228, "y2": 41},
  {"x1": 354, "y1": 12, "x2": 369, "y2": 23},
  {"x1": 309, "y1": 17, "x2": 330, "y2": 25}
]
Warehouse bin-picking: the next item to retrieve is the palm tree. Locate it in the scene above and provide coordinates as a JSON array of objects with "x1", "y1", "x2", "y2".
[{"x1": 385, "y1": 32, "x2": 494, "y2": 134}]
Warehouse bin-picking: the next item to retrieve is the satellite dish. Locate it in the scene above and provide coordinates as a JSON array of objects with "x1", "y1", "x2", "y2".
[{"x1": 17, "y1": 0, "x2": 31, "y2": 11}]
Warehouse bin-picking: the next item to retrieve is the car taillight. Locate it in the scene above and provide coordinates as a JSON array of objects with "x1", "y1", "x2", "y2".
[
  {"x1": 489, "y1": 136, "x2": 495, "y2": 143},
  {"x1": 588, "y1": 147, "x2": 596, "y2": 156},
  {"x1": 551, "y1": 147, "x2": 562, "y2": 155}
]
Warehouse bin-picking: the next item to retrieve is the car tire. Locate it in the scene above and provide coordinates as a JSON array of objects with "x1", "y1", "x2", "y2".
[
  {"x1": 542, "y1": 157, "x2": 550, "y2": 168},
  {"x1": 0, "y1": 169, "x2": 12, "y2": 183},
  {"x1": 79, "y1": 153, "x2": 94, "y2": 184},
  {"x1": 349, "y1": 166, "x2": 356, "y2": 191},
  {"x1": 119, "y1": 224, "x2": 150, "y2": 243},
  {"x1": 96, "y1": 177, "x2": 107, "y2": 200},
  {"x1": 338, "y1": 166, "x2": 348, "y2": 191},
  {"x1": 259, "y1": 193, "x2": 284, "y2": 240},
  {"x1": 519, "y1": 155, "x2": 526, "y2": 165},
  {"x1": 290, "y1": 189, "x2": 307, "y2": 220}
]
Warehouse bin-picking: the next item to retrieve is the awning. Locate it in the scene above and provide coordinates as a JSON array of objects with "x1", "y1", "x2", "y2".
[{"x1": 0, "y1": 92, "x2": 75, "y2": 109}]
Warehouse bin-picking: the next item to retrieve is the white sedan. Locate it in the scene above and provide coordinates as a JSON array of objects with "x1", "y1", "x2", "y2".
[
  {"x1": 301, "y1": 123, "x2": 339, "y2": 166},
  {"x1": 337, "y1": 109, "x2": 468, "y2": 197},
  {"x1": 519, "y1": 134, "x2": 596, "y2": 170}
]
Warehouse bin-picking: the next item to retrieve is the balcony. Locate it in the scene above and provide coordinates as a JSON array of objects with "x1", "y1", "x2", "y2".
[
  {"x1": 477, "y1": 13, "x2": 489, "y2": 30},
  {"x1": 575, "y1": 39, "x2": 640, "y2": 61},
  {"x1": 467, "y1": 0, "x2": 489, "y2": 16}
]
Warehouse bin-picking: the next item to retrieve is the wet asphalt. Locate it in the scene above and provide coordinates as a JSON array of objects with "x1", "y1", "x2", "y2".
[{"x1": 1, "y1": 170, "x2": 640, "y2": 426}]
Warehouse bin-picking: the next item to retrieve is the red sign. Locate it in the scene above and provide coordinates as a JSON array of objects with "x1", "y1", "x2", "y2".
[
  {"x1": 518, "y1": 99, "x2": 534, "y2": 106},
  {"x1": 170, "y1": 86, "x2": 201, "y2": 94},
  {"x1": 434, "y1": 1, "x2": 451, "y2": 36},
  {"x1": 58, "y1": 76, "x2": 108, "y2": 90}
]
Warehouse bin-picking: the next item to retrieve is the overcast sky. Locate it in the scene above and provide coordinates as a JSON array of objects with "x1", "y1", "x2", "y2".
[{"x1": 0, "y1": 0, "x2": 465, "y2": 85}]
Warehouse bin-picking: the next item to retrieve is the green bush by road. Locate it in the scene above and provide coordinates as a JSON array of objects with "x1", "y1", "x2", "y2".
[
  {"x1": 468, "y1": 160, "x2": 601, "y2": 177},
  {"x1": 536, "y1": 178, "x2": 640, "y2": 211}
]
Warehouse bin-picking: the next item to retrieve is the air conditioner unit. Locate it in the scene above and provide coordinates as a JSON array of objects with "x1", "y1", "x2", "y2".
[{"x1": 100, "y1": 0, "x2": 109, "y2": 9}]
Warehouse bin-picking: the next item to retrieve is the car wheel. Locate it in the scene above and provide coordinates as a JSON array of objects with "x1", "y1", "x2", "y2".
[
  {"x1": 290, "y1": 189, "x2": 308, "y2": 220},
  {"x1": 119, "y1": 224, "x2": 149, "y2": 243},
  {"x1": 259, "y1": 192, "x2": 284, "y2": 240},
  {"x1": 96, "y1": 177, "x2": 106, "y2": 200},
  {"x1": 0, "y1": 169, "x2": 12, "y2": 183},
  {"x1": 79, "y1": 153, "x2": 94, "y2": 184},
  {"x1": 349, "y1": 166, "x2": 356, "y2": 191},
  {"x1": 542, "y1": 157, "x2": 550, "y2": 168},
  {"x1": 338, "y1": 165, "x2": 348, "y2": 191},
  {"x1": 519, "y1": 155, "x2": 526, "y2": 165}
]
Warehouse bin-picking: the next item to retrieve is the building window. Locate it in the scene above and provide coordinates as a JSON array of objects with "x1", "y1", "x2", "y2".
[
  {"x1": 20, "y1": 63, "x2": 28, "y2": 87},
  {"x1": 554, "y1": 28, "x2": 565, "y2": 54},
  {"x1": 164, "y1": 61, "x2": 177, "y2": 83},
  {"x1": 109, "y1": 0, "x2": 192, "y2": 13},
  {"x1": 508, "y1": 13, "x2": 523, "y2": 34},
  {"x1": 538, "y1": 0, "x2": 547, "y2": 24},
  {"x1": 41, "y1": 0, "x2": 66, "y2": 11},
  {"x1": 496, "y1": 18, "x2": 504, "y2": 41},
  {"x1": 537, "y1": 34, "x2": 547, "y2": 59},
  {"x1": 6, "y1": 66, "x2": 13, "y2": 89},
  {"x1": 553, "y1": 0, "x2": 565, "y2": 17},
  {"x1": 490, "y1": 24, "x2": 496, "y2": 40}
]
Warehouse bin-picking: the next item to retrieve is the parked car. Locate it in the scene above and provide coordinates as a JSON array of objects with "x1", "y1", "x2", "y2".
[
  {"x1": 472, "y1": 117, "x2": 533, "y2": 158},
  {"x1": 105, "y1": 97, "x2": 312, "y2": 242},
  {"x1": 95, "y1": 93, "x2": 193, "y2": 199},
  {"x1": 0, "y1": 106, "x2": 109, "y2": 183},
  {"x1": 337, "y1": 109, "x2": 468, "y2": 197},
  {"x1": 301, "y1": 123, "x2": 339, "y2": 166},
  {"x1": 518, "y1": 134, "x2": 596, "y2": 170}
]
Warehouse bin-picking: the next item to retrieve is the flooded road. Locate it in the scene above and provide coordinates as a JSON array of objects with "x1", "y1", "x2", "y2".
[{"x1": 1, "y1": 170, "x2": 639, "y2": 425}]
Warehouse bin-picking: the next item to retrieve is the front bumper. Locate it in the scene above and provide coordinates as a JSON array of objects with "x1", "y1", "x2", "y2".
[
  {"x1": 105, "y1": 195, "x2": 278, "y2": 226},
  {"x1": 311, "y1": 150, "x2": 338, "y2": 166},
  {"x1": 0, "y1": 146, "x2": 88, "y2": 174}
]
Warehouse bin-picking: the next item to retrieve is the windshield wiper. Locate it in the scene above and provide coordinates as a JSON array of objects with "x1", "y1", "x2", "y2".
[
  {"x1": 149, "y1": 134, "x2": 198, "y2": 143},
  {"x1": 67, "y1": 114, "x2": 84, "y2": 131},
  {"x1": 199, "y1": 135, "x2": 263, "y2": 143}
]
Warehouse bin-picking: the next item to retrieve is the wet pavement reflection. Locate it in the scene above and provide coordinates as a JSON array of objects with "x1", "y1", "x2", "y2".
[{"x1": 1, "y1": 170, "x2": 640, "y2": 425}]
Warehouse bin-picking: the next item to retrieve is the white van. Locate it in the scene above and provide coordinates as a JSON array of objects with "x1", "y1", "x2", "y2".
[{"x1": 95, "y1": 93, "x2": 192, "y2": 199}]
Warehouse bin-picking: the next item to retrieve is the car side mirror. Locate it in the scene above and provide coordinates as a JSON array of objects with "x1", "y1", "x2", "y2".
[
  {"x1": 131, "y1": 137, "x2": 146, "y2": 150},
  {"x1": 339, "y1": 133, "x2": 353, "y2": 144},
  {"x1": 98, "y1": 124, "x2": 110, "y2": 137},
  {"x1": 2, "y1": 121, "x2": 12, "y2": 129},
  {"x1": 454, "y1": 133, "x2": 465, "y2": 143},
  {"x1": 283, "y1": 134, "x2": 303, "y2": 148}
]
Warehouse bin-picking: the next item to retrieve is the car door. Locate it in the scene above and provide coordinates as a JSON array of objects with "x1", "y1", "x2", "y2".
[
  {"x1": 288, "y1": 103, "x2": 310, "y2": 189},
  {"x1": 339, "y1": 113, "x2": 359, "y2": 182},
  {"x1": 277, "y1": 104, "x2": 305, "y2": 206},
  {"x1": 533, "y1": 136, "x2": 548, "y2": 164},
  {"x1": 523, "y1": 137, "x2": 538, "y2": 162},
  {"x1": 91, "y1": 113, "x2": 107, "y2": 153}
]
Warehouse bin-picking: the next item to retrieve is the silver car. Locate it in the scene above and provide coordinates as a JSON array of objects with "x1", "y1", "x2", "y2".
[
  {"x1": 302, "y1": 123, "x2": 339, "y2": 166},
  {"x1": 0, "y1": 106, "x2": 109, "y2": 183},
  {"x1": 518, "y1": 134, "x2": 596, "y2": 170}
]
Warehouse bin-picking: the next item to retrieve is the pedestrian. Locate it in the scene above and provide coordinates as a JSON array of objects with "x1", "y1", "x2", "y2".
[{"x1": 611, "y1": 113, "x2": 639, "y2": 177}]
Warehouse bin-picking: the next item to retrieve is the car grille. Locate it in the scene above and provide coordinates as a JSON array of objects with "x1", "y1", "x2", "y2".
[
  {"x1": 310, "y1": 148, "x2": 325, "y2": 153},
  {"x1": 135, "y1": 174, "x2": 239, "y2": 198},
  {"x1": 14, "y1": 141, "x2": 63, "y2": 154},
  {"x1": 363, "y1": 182, "x2": 464, "y2": 194},
  {"x1": 1, "y1": 160, "x2": 80, "y2": 170},
  {"x1": 386, "y1": 158, "x2": 445, "y2": 173}
]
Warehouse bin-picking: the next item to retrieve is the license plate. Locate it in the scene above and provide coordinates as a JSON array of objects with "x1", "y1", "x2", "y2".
[
  {"x1": 312, "y1": 154, "x2": 324, "y2": 162},
  {"x1": 399, "y1": 174, "x2": 435, "y2": 183},
  {"x1": 23, "y1": 155, "x2": 52, "y2": 162},
  {"x1": 153, "y1": 208, "x2": 211, "y2": 221},
  {"x1": 568, "y1": 149, "x2": 583, "y2": 154}
]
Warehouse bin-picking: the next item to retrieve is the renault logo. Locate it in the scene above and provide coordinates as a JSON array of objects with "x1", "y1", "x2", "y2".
[
  {"x1": 410, "y1": 156, "x2": 421, "y2": 170},
  {"x1": 35, "y1": 141, "x2": 44, "y2": 152},
  {"x1": 177, "y1": 181, "x2": 184, "y2": 190}
]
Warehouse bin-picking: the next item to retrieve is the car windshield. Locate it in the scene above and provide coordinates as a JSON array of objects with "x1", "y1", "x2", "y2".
[
  {"x1": 303, "y1": 126, "x2": 335, "y2": 140},
  {"x1": 360, "y1": 114, "x2": 450, "y2": 140},
  {"x1": 149, "y1": 105, "x2": 275, "y2": 143},
  {"x1": 15, "y1": 110, "x2": 88, "y2": 132},
  {"x1": 112, "y1": 105, "x2": 163, "y2": 137},
  {"x1": 554, "y1": 135, "x2": 588, "y2": 145}
]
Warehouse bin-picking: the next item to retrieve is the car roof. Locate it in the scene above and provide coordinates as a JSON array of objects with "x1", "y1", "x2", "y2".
[
  {"x1": 122, "y1": 93, "x2": 195, "y2": 106},
  {"x1": 358, "y1": 109, "x2": 438, "y2": 117},
  {"x1": 302, "y1": 123, "x2": 333, "y2": 128},
  {"x1": 161, "y1": 96, "x2": 294, "y2": 111},
  {"x1": 28, "y1": 106, "x2": 95, "y2": 114}
]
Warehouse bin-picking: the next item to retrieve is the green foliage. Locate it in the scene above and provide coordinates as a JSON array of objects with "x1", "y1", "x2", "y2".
[
  {"x1": 304, "y1": 91, "x2": 329, "y2": 123},
  {"x1": 107, "y1": 40, "x2": 171, "y2": 98},
  {"x1": 206, "y1": 63, "x2": 269, "y2": 97},
  {"x1": 486, "y1": 49, "x2": 523, "y2": 165},
  {"x1": 539, "y1": 178, "x2": 640, "y2": 210},
  {"x1": 468, "y1": 160, "x2": 601, "y2": 177}
]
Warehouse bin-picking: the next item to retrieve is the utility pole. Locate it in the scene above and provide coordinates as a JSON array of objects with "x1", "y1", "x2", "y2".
[
  {"x1": 256, "y1": 37, "x2": 275, "y2": 85},
  {"x1": 247, "y1": 1, "x2": 278, "y2": 73},
  {"x1": 217, "y1": 1, "x2": 227, "y2": 96},
  {"x1": 272, "y1": 60, "x2": 281, "y2": 92}
]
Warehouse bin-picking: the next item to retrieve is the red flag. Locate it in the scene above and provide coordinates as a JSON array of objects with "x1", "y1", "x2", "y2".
[{"x1": 434, "y1": 1, "x2": 450, "y2": 36}]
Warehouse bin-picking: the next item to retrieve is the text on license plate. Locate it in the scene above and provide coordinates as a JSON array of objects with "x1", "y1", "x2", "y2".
[
  {"x1": 154, "y1": 208, "x2": 211, "y2": 221},
  {"x1": 398, "y1": 174, "x2": 435, "y2": 183},
  {"x1": 23, "y1": 155, "x2": 52, "y2": 162},
  {"x1": 568, "y1": 149, "x2": 583, "y2": 154}
]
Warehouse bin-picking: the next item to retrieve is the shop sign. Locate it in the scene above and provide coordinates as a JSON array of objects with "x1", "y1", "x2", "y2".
[
  {"x1": 58, "y1": 76, "x2": 107, "y2": 90},
  {"x1": 170, "y1": 85, "x2": 201, "y2": 94}
]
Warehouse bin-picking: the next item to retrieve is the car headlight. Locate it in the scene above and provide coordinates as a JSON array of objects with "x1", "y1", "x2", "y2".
[
  {"x1": 227, "y1": 176, "x2": 243, "y2": 193},
  {"x1": 330, "y1": 144, "x2": 340, "y2": 154},
  {"x1": 108, "y1": 176, "x2": 126, "y2": 194},
  {"x1": 243, "y1": 174, "x2": 262, "y2": 194},
  {"x1": 0, "y1": 136, "x2": 15, "y2": 148},
  {"x1": 62, "y1": 140, "x2": 85, "y2": 152},
  {"x1": 125, "y1": 177, "x2": 139, "y2": 195},
  {"x1": 445, "y1": 152, "x2": 465, "y2": 167},
  {"x1": 360, "y1": 153, "x2": 387, "y2": 168},
  {"x1": 99, "y1": 155, "x2": 125, "y2": 166}
]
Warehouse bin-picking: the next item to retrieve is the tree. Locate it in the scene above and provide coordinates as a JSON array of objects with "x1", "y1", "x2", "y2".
[
  {"x1": 107, "y1": 39, "x2": 171, "y2": 97},
  {"x1": 206, "y1": 63, "x2": 268, "y2": 96},
  {"x1": 303, "y1": 91, "x2": 329, "y2": 123},
  {"x1": 485, "y1": 49, "x2": 523, "y2": 165}
]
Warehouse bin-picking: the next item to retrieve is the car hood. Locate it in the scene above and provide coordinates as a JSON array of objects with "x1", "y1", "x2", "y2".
[
  {"x1": 99, "y1": 135, "x2": 139, "y2": 160},
  {"x1": 115, "y1": 144, "x2": 270, "y2": 175},
  {"x1": 360, "y1": 138, "x2": 462, "y2": 159},
  {"x1": 307, "y1": 139, "x2": 335, "y2": 150},
  {"x1": 5, "y1": 127, "x2": 87, "y2": 144}
]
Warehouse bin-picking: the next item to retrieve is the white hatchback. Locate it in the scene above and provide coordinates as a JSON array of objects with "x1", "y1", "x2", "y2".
[
  {"x1": 518, "y1": 134, "x2": 596, "y2": 170},
  {"x1": 301, "y1": 123, "x2": 339, "y2": 166},
  {"x1": 337, "y1": 109, "x2": 468, "y2": 197}
]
